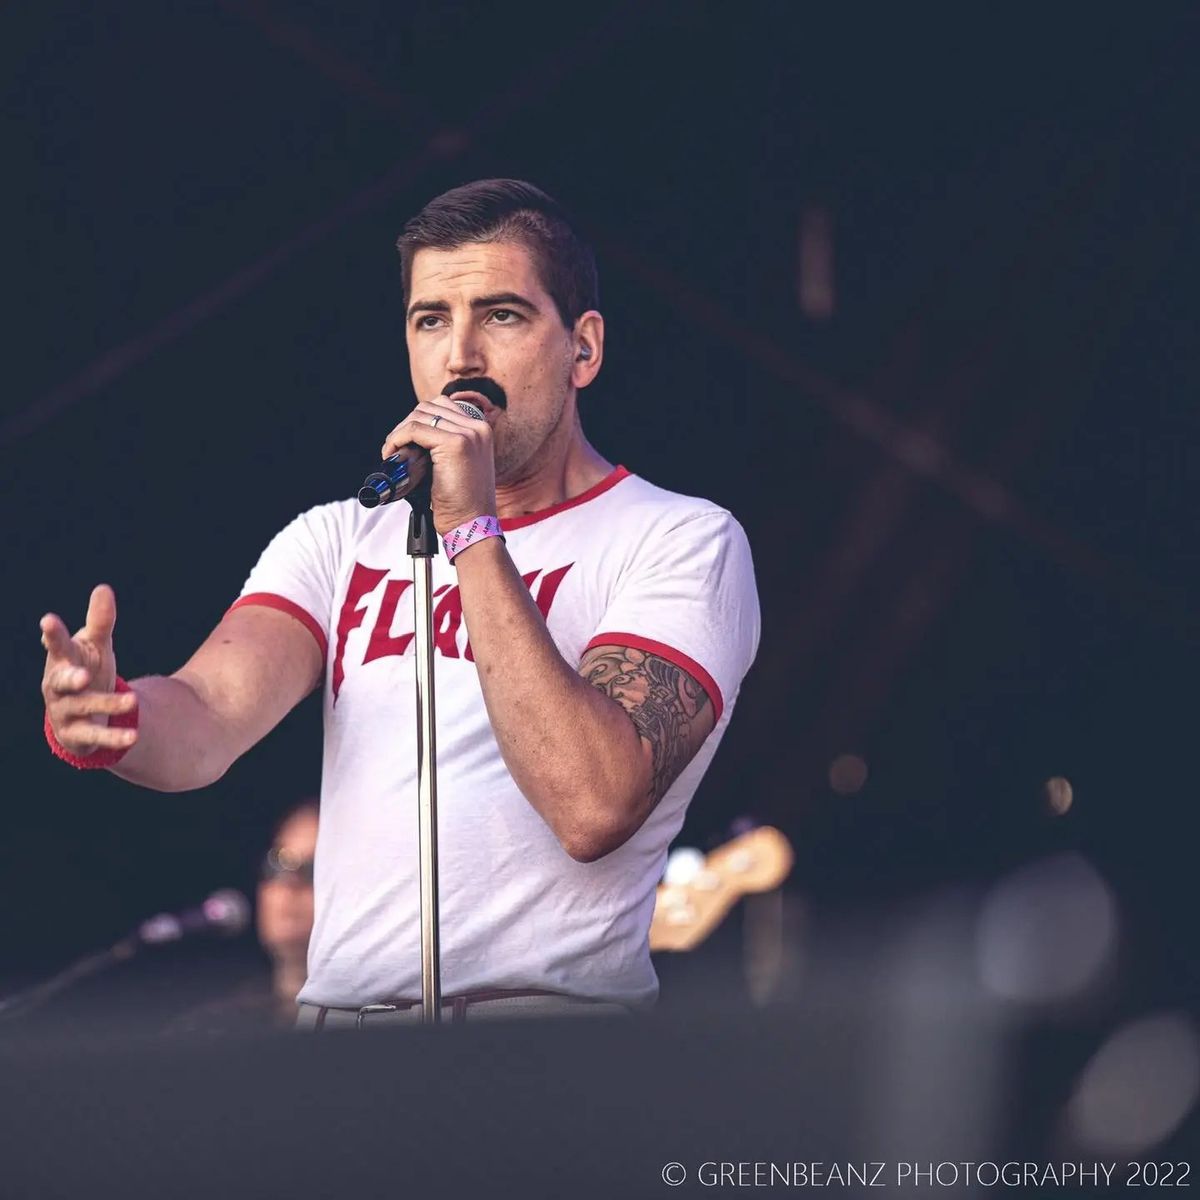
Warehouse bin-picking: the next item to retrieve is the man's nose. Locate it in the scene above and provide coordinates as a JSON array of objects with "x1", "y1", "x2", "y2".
[{"x1": 446, "y1": 322, "x2": 486, "y2": 376}]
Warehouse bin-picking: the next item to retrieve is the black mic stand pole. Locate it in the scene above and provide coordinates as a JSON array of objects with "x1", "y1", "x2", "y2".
[
  {"x1": 0, "y1": 938, "x2": 138, "y2": 1024},
  {"x1": 406, "y1": 478, "x2": 442, "y2": 1025}
]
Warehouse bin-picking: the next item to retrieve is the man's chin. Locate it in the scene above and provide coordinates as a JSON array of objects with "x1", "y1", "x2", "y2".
[
  {"x1": 494, "y1": 453, "x2": 537, "y2": 489},
  {"x1": 491, "y1": 440, "x2": 526, "y2": 487}
]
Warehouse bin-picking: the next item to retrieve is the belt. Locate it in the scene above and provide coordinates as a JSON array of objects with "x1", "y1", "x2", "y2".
[{"x1": 312, "y1": 987, "x2": 569, "y2": 1030}]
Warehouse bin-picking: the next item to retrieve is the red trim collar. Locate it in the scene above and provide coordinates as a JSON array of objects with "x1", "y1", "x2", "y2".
[{"x1": 501, "y1": 465, "x2": 631, "y2": 531}]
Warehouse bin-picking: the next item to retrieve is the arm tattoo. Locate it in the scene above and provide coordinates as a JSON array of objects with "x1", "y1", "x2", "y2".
[{"x1": 579, "y1": 645, "x2": 713, "y2": 806}]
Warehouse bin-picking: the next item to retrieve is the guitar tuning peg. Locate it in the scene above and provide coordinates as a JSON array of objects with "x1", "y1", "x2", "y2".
[{"x1": 664, "y1": 847, "x2": 705, "y2": 886}]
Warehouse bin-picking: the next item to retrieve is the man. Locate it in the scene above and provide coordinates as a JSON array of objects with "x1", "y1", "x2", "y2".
[
  {"x1": 39, "y1": 179, "x2": 760, "y2": 1025},
  {"x1": 170, "y1": 800, "x2": 319, "y2": 1034},
  {"x1": 255, "y1": 800, "x2": 319, "y2": 1023}
]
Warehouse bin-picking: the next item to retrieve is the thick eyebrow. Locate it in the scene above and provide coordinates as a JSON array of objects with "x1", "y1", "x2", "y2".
[{"x1": 406, "y1": 292, "x2": 541, "y2": 320}]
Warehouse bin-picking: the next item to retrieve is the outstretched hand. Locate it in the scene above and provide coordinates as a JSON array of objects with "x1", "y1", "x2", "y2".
[{"x1": 40, "y1": 584, "x2": 137, "y2": 757}]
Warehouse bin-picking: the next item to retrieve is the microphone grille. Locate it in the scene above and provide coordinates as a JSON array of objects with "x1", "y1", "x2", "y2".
[
  {"x1": 202, "y1": 888, "x2": 252, "y2": 937},
  {"x1": 451, "y1": 400, "x2": 485, "y2": 421}
]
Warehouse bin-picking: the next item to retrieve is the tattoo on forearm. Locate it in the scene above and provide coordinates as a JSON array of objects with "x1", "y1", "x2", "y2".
[{"x1": 579, "y1": 645, "x2": 712, "y2": 805}]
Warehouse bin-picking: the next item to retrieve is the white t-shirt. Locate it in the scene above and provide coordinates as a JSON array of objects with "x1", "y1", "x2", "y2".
[{"x1": 232, "y1": 465, "x2": 760, "y2": 1010}]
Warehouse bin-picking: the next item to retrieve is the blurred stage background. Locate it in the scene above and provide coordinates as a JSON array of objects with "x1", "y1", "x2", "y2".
[{"x1": 2, "y1": 0, "x2": 1198, "y2": 1170}]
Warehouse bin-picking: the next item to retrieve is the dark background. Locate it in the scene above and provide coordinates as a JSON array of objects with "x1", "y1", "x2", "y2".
[{"x1": 2, "y1": 1, "x2": 1197, "y2": 1030}]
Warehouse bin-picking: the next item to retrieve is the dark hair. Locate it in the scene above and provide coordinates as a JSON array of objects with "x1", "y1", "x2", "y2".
[{"x1": 396, "y1": 179, "x2": 598, "y2": 329}]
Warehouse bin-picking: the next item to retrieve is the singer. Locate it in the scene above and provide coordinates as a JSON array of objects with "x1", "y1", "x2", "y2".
[{"x1": 38, "y1": 180, "x2": 760, "y2": 1024}]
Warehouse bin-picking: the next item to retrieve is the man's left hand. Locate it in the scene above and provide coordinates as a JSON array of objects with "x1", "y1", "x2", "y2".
[{"x1": 380, "y1": 396, "x2": 497, "y2": 536}]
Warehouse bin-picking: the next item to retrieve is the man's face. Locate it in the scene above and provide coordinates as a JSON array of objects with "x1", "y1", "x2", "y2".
[
  {"x1": 256, "y1": 808, "x2": 318, "y2": 957},
  {"x1": 405, "y1": 240, "x2": 577, "y2": 483}
]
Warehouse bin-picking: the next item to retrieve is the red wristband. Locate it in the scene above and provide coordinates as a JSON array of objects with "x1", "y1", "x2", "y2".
[{"x1": 44, "y1": 676, "x2": 138, "y2": 769}]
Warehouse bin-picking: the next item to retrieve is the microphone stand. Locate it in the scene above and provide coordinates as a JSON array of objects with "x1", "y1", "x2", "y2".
[
  {"x1": 406, "y1": 479, "x2": 442, "y2": 1025},
  {"x1": 0, "y1": 890, "x2": 250, "y2": 1025},
  {"x1": 0, "y1": 938, "x2": 138, "y2": 1024}
]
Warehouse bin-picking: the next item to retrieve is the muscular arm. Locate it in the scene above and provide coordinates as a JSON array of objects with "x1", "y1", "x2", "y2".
[
  {"x1": 454, "y1": 539, "x2": 715, "y2": 861},
  {"x1": 577, "y1": 644, "x2": 713, "y2": 809},
  {"x1": 112, "y1": 606, "x2": 323, "y2": 792}
]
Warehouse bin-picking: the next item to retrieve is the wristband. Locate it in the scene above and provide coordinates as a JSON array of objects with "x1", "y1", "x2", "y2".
[
  {"x1": 442, "y1": 515, "x2": 505, "y2": 563},
  {"x1": 44, "y1": 676, "x2": 138, "y2": 769}
]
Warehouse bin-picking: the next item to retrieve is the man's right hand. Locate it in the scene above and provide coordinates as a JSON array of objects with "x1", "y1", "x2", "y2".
[{"x1": 40, "y1": 584, "x2": 138, "y2": 757}]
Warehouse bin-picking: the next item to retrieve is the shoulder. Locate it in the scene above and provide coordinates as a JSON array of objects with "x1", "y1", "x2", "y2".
[
  {"x1": 271, "y1": 495, "x2": 397, "y2": 545},
  {"x1": 606, "y1": 474, "x2": 753, "y2": 563},
  {"x1": 609, "y1": 472, "x2": 744, "y2": 536},
  {"x1": 296, "y1": 494, "x2": 378, "y2": 530}
]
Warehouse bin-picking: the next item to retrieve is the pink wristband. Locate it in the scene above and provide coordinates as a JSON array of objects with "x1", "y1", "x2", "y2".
[
  {"x1": 44, "y1": 676, "x2": 138, "y2": 769},
  {"x1": 443, "y1": 515, "x2": 505, "y2": 563}
]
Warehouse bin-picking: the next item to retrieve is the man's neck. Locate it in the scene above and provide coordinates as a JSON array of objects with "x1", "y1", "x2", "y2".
[
  {"x1": 271, "y1": 958, "x2": 308, "y2": 1010},
  {"x1": 495, "y1": 413, "x2": 614, "y2": 521}
]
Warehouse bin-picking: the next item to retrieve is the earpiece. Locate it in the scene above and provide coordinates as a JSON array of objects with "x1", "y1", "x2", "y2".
[{"x1": 578, "y1": 345, "x2": 592, "y2": 360}]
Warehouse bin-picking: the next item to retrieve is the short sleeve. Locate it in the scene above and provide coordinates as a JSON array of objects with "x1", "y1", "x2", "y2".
[
  {"x1": 226, "y1": 504, "x2": 344, "y2": 663},
  {"x1": 584, "y1": 509, "x2": 760, "y2": 724}
]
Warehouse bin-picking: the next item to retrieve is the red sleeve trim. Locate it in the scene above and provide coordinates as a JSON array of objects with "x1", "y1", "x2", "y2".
[
  {"x1": 583, "y1": 632, "x2": 724, "y2": 725},
  {"x1": 228, "y1": 593, "x2": 329, "y2": 662}
]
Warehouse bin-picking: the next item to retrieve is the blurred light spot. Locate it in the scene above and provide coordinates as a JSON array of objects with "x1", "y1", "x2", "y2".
[
  {"x1": 961, "y1": 477, "x2": 1013, "y2": 521},
  {"x1": 797, "y1": 205, "x2": 835, "y2": 319},
  {"x1": 1044, "y1": 776, "x2": 1074, "y2": 816},
  {"x1": 976, "y1": 853, "x2": 1116, "y2": 1004},
  {"x1": 829, "y1": 754, "x2": 868, "y2": 796},
  {"x1": 663, "y1": 846, "x2": 705, "y2": 886},
  {"x1": 892, "y1": 429, "x2": 945, "y2": 475},
  {"x1": 1065, "y1": 1012, "x2": 1200, "y2": 1155},
  {"x1": 430, "y1": 128, "x2": 470, "y2": 157}
]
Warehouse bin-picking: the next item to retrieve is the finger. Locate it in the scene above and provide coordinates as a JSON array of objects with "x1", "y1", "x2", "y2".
[
  {"x1": 39, "y1": 613, "x2": 78, "y2": 663},
  {"x1": 413, "y1": 403, "x2": 474, "y2": 432},
  {"x1": 58, "y1": 722, "x2": 138, "y2": 751},
  {"x1": 415, "y1": 397, "x2": 492, "y2": 437},
  {"x1": 387, "y1": 394, "x2": 490, "y2": 445},
  {"x1": 45, "y1": 664, "x2": 93, "y2": 695},
  {"x1": 432, "y1": 394, "x2": 490, "y2": 424},
  {"x1": 84, "y1": 583, "x2": 117, "y2": 642},
  {"x1": 380, "y1": 415, "x2": 464, "y2": 460},
  {"x1": 54, "y1": 691, "x2": 138, "y2": 720}
]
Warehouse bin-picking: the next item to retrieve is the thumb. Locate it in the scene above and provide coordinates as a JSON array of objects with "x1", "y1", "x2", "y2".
[{"x1": 83, "y1": 583, "x2": 118, "y2": 642}]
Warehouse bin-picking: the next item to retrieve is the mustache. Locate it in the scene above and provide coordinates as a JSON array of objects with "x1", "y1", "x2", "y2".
[{"x1": 441, "y1": 377, "x2": 507, "y2": 411}]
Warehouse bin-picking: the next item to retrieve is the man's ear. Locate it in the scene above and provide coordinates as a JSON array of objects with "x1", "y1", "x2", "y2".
[{"x1": 571, "y1": 311, "x2": 604, "y2": 390}]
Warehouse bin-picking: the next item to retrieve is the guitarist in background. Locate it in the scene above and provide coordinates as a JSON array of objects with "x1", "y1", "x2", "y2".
[{"x1": 38, "y1": 179, "x2": 761, "y2": 1026}]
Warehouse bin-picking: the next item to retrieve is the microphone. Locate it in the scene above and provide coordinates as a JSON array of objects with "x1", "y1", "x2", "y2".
[
  {"x1": 358, "y1": 399, "x2": 486, "y2": 508},
  {"x1": 0, "y1": 888, "x2": 253, "y2": 1023},
  {"x1": 136, "y1": 888, "x2": 252, "y2": 946}
]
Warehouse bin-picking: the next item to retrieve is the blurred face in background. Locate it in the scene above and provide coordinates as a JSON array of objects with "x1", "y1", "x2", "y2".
[{"x1": 256, "y1": 806, "x2": 318, "y2": 959}]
